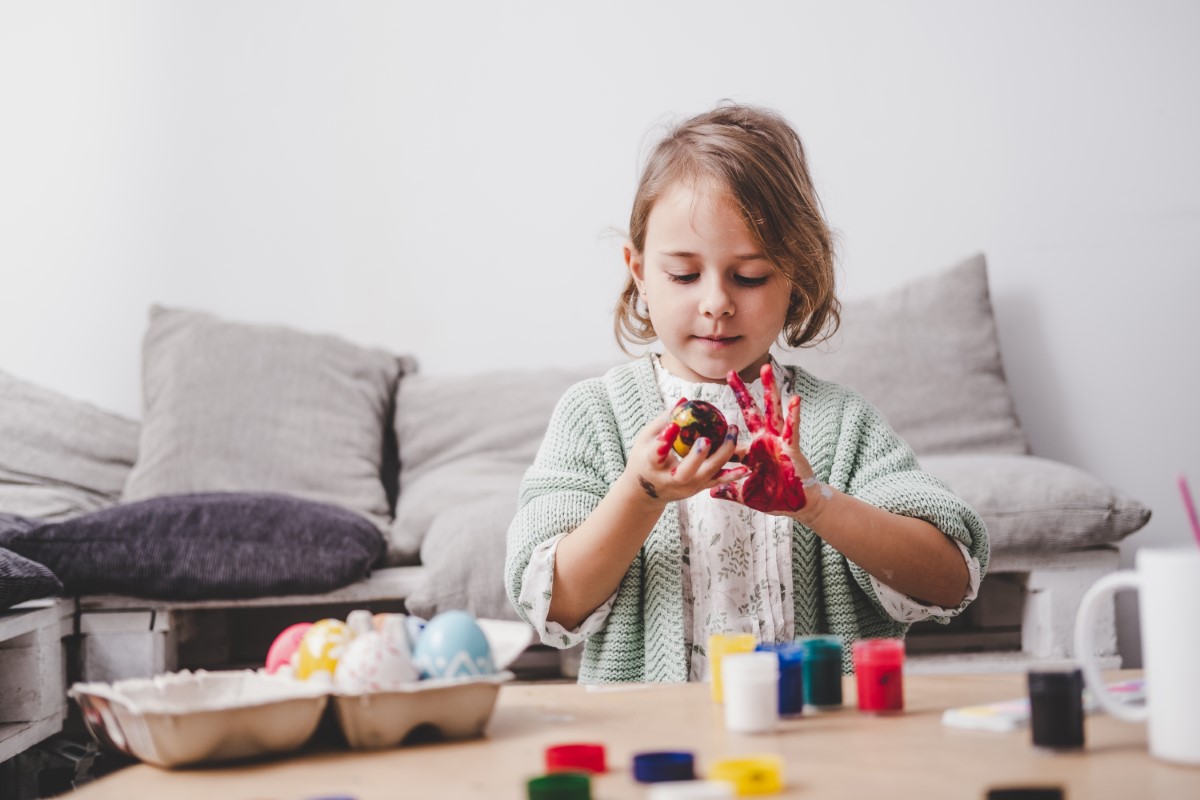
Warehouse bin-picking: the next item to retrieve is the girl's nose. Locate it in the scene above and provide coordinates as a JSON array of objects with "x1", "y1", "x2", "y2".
[{"x1": 699, "y1": 280, "x2": 734, "y2": 318}]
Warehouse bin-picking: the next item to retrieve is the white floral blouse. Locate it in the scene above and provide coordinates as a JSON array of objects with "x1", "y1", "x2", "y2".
[{"x1": 519, "y1": 356, "x2": 981, "y2": 681}]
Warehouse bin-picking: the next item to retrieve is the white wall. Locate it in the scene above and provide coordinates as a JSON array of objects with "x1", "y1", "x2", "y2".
[{"x1": 2, "y1": 1, "x2": 1197, "y2": 665}]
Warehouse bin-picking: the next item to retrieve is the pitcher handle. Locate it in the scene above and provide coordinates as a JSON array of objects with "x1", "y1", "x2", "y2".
[{"x1": 1073, "y1": 570, "x2": 1147, "y2": 723}]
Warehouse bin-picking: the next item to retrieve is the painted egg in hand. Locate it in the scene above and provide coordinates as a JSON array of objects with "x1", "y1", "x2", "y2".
[
  {"x1": 670, "y1": 400, "x2": 729, "y2": 456},
  {"x1": 412, "y1": 610, "x2": 496, "y2": 679}
]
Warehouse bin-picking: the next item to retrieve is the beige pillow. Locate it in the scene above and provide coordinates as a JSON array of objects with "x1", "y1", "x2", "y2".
[
  {"x1": 0, "y1": 370, "x2": 139, "y2": 521},
  {"x1": 780, "y1": 254, "x2": 1029, "y2": 456},
  {"x1": 123, "y1": 306, "x2": 413, "y2": 532},
  {"x1": 389, "y1": 366, "x2": 603, "y2": 565},
  {"x1": 922, "y1": 453, "x2": 1151, "y2": 551}
]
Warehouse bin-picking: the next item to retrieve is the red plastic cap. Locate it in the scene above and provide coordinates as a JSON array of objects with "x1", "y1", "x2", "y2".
[
  {"x1": 545, "y1": 743, "x2": 607, "y2": 774},
  {"x1": 852, "y1": 638, "x2": 905, "y2": 666}
]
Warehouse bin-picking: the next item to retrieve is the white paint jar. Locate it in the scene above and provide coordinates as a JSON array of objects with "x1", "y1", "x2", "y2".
[{"x1": 721, "y1": 651, "x2": 779, "y2": 734}]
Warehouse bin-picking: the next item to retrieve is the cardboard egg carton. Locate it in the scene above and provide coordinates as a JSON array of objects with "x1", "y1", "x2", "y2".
[{"x1": 68, "y1": 618, "x2": 531, "y2": 768}]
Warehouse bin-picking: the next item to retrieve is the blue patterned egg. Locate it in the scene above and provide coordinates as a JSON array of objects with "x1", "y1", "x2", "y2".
[{"x1": 412, "y1": 611, "x2": 496, "y2": 679}]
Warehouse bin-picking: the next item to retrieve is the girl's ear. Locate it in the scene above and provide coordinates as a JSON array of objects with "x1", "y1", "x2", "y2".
[{"x1": 624, "y1": 240, "x2": 645, "y2": 287}]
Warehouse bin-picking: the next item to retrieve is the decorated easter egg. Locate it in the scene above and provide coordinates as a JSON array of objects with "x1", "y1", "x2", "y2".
[
  {"x1": 265, "y1": 622, "x2": 312, "y2": 675},
  {"x1": 412, "y1": 610, "x2": 496, "y2": 679},
  {"x1": 670, "y1": 400, "x2": 728, "y2": 457},
  {"x1": 295, "y1": 618, "x2": 353, "y2": 681},
  {"x1": 335, "y1": 615, "x2": 418, "y2": 692},
  {"x1": 404, "y1": 615, "x2": 427, "y2": 650}
]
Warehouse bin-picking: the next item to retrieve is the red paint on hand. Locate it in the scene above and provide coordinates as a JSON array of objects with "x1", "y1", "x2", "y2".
[{"x1": 718, "y1": 364, "x2": 807, "y2": 513}]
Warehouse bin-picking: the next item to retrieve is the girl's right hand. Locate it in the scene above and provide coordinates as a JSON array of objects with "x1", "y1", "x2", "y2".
[{"x1": 618, "y1": 400, "x2": 751, "y2": 507}]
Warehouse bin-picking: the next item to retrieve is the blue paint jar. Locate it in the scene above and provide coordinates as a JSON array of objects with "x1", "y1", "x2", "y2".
[
  {"x1": 795, "y1": 635, "x2": 843, "y2": 708},
  {"x1": 755, "y1": 642, "x2": 806, "y2": 717}
]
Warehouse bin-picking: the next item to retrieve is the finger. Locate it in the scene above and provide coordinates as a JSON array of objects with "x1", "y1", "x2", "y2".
[
  {"x1": 655, "y1": 422, "x2": 681, "y2": 464},
  {"x1": 781, "y1": 395, "x2": 801, "y2": 445},
  {"x1": 710, "y1": 478, "x2": 746, "y2": 504},
  {"x1": 671, "y1": 437, "x2": 711, "y2": 482},
  {"x1": 726, "y1": 369, "x2": 765, "y2": 433},
  {"x1": 708, "y1": 465, "x2": 751, "y2": 487},
  {"x1": 696, "y1": 428, "x2": 740, "y2": 480},
  {"x1": 710, "y1": 424, "x2": 740, "y2": 462},
  {"x1": 761, "y1": 363, "x2": 783, "y2": 436}
]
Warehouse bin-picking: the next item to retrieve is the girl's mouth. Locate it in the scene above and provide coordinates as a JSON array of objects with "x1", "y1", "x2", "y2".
[{"x1": 695, "y1": 335, "x2": 740, "y2": 348}]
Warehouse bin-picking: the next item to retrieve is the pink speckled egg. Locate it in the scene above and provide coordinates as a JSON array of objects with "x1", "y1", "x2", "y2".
[
  {"x1": 335, "y1": 616, "x2": 418, "y2": 692},
  {"x1": 265, "y1": 622, "x2": 312, "y2": 675}
]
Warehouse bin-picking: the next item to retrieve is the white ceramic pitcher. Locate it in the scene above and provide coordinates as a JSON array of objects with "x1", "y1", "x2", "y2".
[{"x1": 1074, "y1": 548, "x2": 1200, "y2": 766}]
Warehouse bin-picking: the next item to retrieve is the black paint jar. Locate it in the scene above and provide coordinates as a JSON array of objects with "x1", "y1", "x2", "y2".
[{"x1": 1027, "y1": 666, "x2": 1085, "y2": 750}]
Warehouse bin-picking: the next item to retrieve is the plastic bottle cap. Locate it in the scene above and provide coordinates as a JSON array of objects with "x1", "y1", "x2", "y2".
[
  {"x1": 706, "y1": 755, "x2": 784, "y2": 795},
  {"x1": 795, "y1": 635, "x2": 843, "y2": 659},
  {"x1": 756, "y1": 641, "x2": 805, "y2": 666},
  {"x1": 632, "y1": 751, "x2": 697, "y2": 783},
  {"x1": 851, "y1": 638, "x2": 905, "y2": 665},
  {"x1": 986, "y1": 789, "x2": 1064, "y2": 800},
  {"x1": 647, "y1": 780, "x2": 736, "y2": 799},
  {"x1": 545, "y1": 743, "x2": 607, "y2": 774},
  {"x1": 527, "y1": 772, "x2": 592, "y2": 800}
]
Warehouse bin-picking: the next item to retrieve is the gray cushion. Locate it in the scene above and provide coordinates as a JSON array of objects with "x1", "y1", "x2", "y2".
[
  {"x1": 0, "y1": 512, "x2": 63, "y2": 609},
  {"x1": 0, "y1": 493, "x2": 384, "y2": 600},
  {"x1": 780, "y1": 254, "x2": 1029, "y2": 456},
  {"x1": 123, "y1": 306, "x2": 413, "y2": 533},
  {"x1": 0, "y1": 370, "x2": 140, "y2": 521},
  {"x1": 389, "y1": 366, "x2": 602, "y2": 566},
  {"x1": 921, "y1": 453, "x2": 1151, "y2": 551},
  {"x1": 0, "y1": 547, "x2": 62, "y2": 609},
  {"x1": 404, "y1": 491, "x2": 522, "y2": 621}
]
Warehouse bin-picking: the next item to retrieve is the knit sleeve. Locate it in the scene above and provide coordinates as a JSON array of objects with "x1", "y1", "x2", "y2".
[
  {"x1": 504, "y1": 379, "x2": 622, "y2": 628},
  {"x1": 832, "y1": 391, "x2": 991, "y2": 625}
]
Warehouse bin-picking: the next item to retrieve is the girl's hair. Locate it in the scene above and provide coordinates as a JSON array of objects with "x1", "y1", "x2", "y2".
[{"x1": 615, "y1": 102, "x2": 840, "y2": 353}]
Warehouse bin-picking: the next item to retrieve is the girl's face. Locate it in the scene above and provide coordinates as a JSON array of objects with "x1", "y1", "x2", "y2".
[{"x1": 626, "y1": 181, "x2": 790, "y2": 384}]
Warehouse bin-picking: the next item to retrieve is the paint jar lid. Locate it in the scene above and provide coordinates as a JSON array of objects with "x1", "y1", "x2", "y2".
[
  {"x1": 707, "y1": 632, "x2": 758, "y2": 652},
  {"x1": 721, "y1": 651, "x2": 779, "y2": 682},
  {"x1": 527, "y1": 772, "x2": 592, "y2": 800},
  {"x1": 647, "y1": 780, "x2": 736, "y2": 799},
  {"x1": 986, "y1": 788, "x2": 1064, "y2": 800},
  {"x1": 756, "y1": 641, "x2": 805, "y2": 666},
  {"x1": 1027, "y1": 664, "x2": 1083, "y2": 694},
  {"x1": 852, "y1": 638, "x2": 905, "y2": 665},
  {"x1": 632, "y1": 751, "x2": 697, "y2": 783},
  {"x1": 545, "y1": 743, "x2": 607, "y2": 774},
  {"x1": 706, "y1": 755, "x2": 784, "y2": 795},
  {"x1": 795, "y1": 635, "x2": 843, "y2": 659}
]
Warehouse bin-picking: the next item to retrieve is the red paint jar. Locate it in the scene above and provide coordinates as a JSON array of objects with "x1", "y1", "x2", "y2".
[{"x1": 852, "y1": 638, "x2": 905, "y2": 713}]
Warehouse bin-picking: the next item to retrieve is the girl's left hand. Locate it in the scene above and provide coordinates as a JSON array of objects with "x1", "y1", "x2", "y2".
[{"x1": 710, "y1": 363, "x2": 827, "y2": 521}]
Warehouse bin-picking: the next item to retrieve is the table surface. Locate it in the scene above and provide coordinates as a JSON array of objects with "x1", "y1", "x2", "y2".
[{"x1": 68, "y1": 670, "x2": 1198, "y2": 799}]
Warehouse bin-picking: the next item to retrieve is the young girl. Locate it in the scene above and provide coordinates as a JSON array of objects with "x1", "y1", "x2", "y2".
[{"x1": 505, "y1": 103, "x2": 987, "y2": 683}]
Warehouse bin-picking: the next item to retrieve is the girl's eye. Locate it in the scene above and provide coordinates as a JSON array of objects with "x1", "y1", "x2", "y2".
[
  {"x1": 667, "y1": 273, "x2": 700, "y2": 284},
  {"x1": 734, "y1": 275, "x2": 770, "y2": 287}
]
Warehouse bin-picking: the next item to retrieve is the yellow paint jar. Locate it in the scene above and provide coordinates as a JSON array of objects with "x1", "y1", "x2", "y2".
[{"x1": 707, "y1": 632, "x2": 757, "y2": 704}]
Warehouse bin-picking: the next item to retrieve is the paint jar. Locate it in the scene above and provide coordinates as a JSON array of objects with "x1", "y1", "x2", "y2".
[
  {"x1": 755, "y1": 642, "x2": 805, "y2": 717},
  {"x1": 707, "y1": 632, "x2": 757, "y2": 704},
  {"x1": 1027, "y1": 665, "x2": 1085, "y2": 750},
  {"x1": 795, "y1": 635, "x2": 843, "y2": 708},
  {"x1": 721, "y1": 651, "x2": 780, "y2": 734},
  {"x1": 632, "y1": 752, "x2": 697, "y2": 783},
  {"x1": 852, "y1": 638, "x2": 905, "y2": 713},
  {"x1": 527, "y1": 772, "x2": 592, "y2": 800}
]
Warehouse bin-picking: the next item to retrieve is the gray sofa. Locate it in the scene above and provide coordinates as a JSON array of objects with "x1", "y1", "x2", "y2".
[{"x1": 0, "y1": 254, "x2": 1151, "y2": 758}]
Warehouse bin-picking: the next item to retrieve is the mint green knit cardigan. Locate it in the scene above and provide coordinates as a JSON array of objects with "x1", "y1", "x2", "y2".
[{"x1": 504, "y1": 357, "x2": 989, "y2": 683}]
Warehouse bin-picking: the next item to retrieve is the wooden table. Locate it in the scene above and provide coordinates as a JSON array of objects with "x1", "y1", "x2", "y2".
[{"x1": 67, "y1": 670, "x2": 1198, "y2": 799}]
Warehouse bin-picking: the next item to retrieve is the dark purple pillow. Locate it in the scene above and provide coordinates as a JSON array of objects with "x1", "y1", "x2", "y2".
[
  {"x1": 1, "y1": 512, "x2": 63, "y2": 608},
  {"x1": 0, "y1": 493, "x2": 384, "y2": 600}
]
